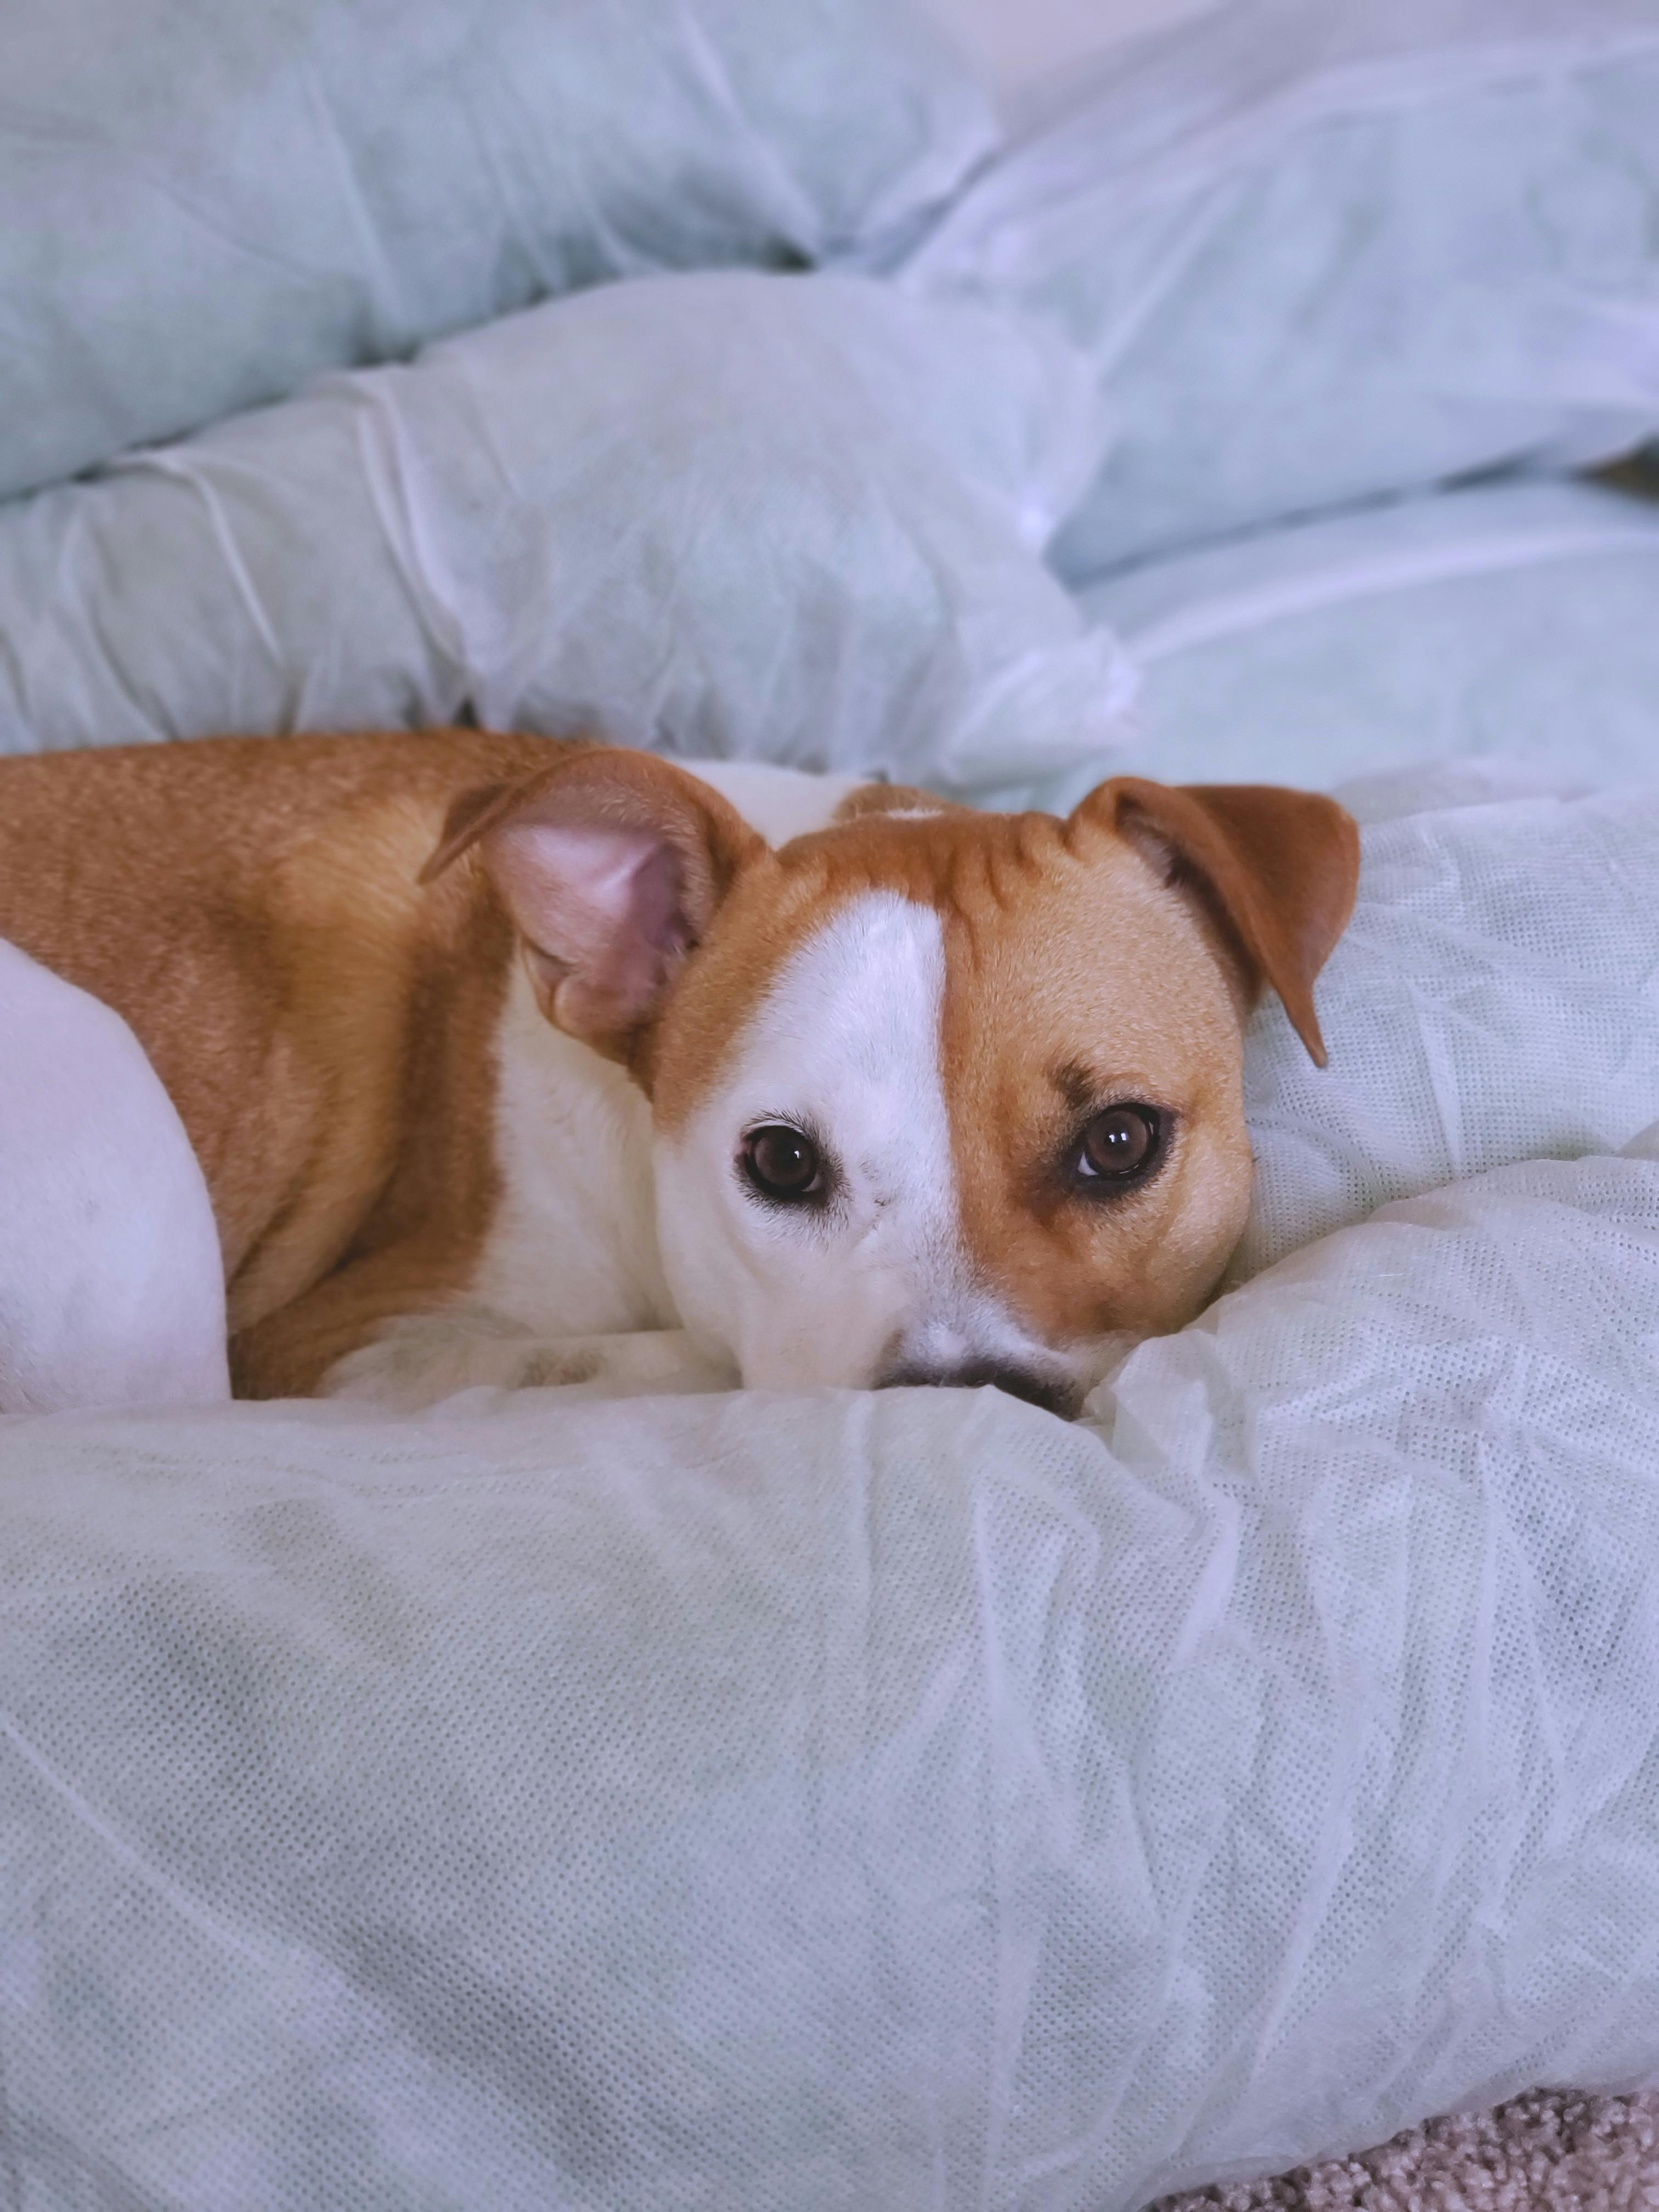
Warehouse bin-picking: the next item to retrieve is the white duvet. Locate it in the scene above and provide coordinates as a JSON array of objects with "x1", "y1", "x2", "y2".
[{"x1": 5, "y1": 763, "x2": 1659, "y2": 2209}]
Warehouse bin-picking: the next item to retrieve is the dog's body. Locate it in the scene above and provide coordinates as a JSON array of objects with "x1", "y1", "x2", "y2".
[{"x1": 0, "y1": 731, "x2": 1359, "y2": 1417}]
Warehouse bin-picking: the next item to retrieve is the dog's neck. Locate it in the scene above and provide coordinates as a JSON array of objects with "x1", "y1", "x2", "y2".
[
  {"x1": 469, "y1": 960, "x2": 673, "y2": 1339},
  {"x1": 459, "y1": 761, "x2": 879, "y2": 1342}
]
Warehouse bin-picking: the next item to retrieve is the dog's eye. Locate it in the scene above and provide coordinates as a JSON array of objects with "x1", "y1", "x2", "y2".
[
  {"x1": 742, "y1": 1124, "x2": 823, "y2": 1203},
  {"x1": 1073, "y1": 1104, "x2": 1161, "y2": 1186}
]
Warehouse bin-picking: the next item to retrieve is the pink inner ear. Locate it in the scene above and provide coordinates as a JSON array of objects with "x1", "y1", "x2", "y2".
[{"x1": 487, "y1": 819, "x2": 689, "y2": 1032}]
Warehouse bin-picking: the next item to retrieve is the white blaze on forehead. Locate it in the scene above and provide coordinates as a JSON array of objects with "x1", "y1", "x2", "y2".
[
  {"x1": 746, "y1": 889, "x2": 946, "y2": 1147},
  {"x1": 752, "y1": 890, "x2": 957, "y2": 1241},
  {"x1": 654, "y1": 890, "x2": 1060, "y2": 1389}
]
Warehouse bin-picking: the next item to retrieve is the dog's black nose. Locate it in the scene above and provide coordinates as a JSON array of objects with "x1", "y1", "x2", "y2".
[{"x1": 878, "y1": 1359, "x2": 1080, "y2": 1420}]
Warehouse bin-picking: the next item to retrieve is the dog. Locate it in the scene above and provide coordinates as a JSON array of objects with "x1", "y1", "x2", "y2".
[{"x1": 0, "y1": 730, "x2": 1359, "y2": 1419}]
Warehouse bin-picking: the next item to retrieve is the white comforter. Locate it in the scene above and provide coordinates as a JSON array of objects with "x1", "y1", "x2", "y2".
[{"x1": 5, "y1": 765, "x2": 1659, "y2": 2209}]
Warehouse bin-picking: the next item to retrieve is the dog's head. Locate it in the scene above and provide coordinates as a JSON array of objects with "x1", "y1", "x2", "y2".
[{"x1": 424, "y1": 751, "x2": 1359, "y2": 1416}]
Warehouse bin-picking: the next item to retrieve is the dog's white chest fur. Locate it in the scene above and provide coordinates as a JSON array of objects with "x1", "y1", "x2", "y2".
[
  {"x1": 472, "y1": 974, "x2": 671, "y2": 1338},
  {"x1": 471, "y1": 761, "x2": 871, "y2": 1336},
  {"x1": 468, "y1": 758, "x2": 871, "y2": 1339}
]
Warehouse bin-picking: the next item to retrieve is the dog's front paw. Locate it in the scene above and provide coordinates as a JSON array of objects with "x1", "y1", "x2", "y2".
[
  {"x1": 322, "y1": 1312, "x2": 732, "y2": 1408},
  {"x1": 322, "y1": 1308, "x2": 557, "y2": 1408}
]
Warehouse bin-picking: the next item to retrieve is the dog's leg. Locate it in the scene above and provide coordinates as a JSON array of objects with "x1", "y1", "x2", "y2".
[
  {"x1": 0, "y1": 941, "x2": 229, "y2": 1415},
  {"x1": 233, "y1": 1247, "x2": 732, "y2": 1405},
  {"x1": 318, "y1": 1308, "x2": 735, "y2": 1410}
]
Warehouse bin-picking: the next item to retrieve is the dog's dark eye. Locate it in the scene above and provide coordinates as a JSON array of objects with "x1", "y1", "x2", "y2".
[
  {"x1": 742, "y1": 1124, "x2": 823, "y2": 1203},
  {"x1": 1074, "y1": 1104, "x2": 1161, "y2": 1186}
]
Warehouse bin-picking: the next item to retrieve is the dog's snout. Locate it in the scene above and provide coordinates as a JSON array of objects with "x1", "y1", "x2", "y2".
[{"x1": 879, "y1": 1357, "x2": 1079, "y2": 1420}]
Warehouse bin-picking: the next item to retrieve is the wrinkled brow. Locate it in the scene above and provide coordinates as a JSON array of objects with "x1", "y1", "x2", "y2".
[{"x1": 1050, "y1": 1060, "x2": 1099, "y2": 1114}]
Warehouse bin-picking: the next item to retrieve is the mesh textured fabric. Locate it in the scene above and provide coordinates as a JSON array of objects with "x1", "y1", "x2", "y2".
[
  {"x1": 3, "y1": 1141, "x2": 1659, "y2": 2207},
  {"x1": 1233, "y1": 782, "x2": 1659, "y2": 1282},
  {"x1": 0, "y1": 273, "x2": 1128, "y2": 793}
]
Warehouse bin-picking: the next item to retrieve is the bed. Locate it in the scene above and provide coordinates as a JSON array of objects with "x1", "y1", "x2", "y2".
[{"x1": 3, "y1": 1, "x2": 1659, "y2": 2203}]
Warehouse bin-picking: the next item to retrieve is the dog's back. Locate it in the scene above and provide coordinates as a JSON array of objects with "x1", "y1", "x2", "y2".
[{"x1": 0, "y1": 731, "x2": 565, "y2": 1334}]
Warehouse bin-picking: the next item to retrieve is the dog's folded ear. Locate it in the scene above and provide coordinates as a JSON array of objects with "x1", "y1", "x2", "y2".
[
  {"x1": 420, "y1": 749, "x2": 763, "y2": 1069},
  {"x1": 1069, "y1": 777, "x2": 1361, "y2": 1066}
]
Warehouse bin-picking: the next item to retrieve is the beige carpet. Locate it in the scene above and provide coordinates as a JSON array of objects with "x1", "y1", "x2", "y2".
[{"x1": 1153, "y1": 2090, "x2": 1659, "y2": 2211}]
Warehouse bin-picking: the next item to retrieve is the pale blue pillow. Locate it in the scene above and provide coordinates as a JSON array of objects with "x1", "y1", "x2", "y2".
[
  {"x1": 904, "y1": 0, "x2": 1659, "y2": 573},
  {"x1": 1064, "y1": 480, "x2": 1659, "y2": 798},
  {"x1": 0, "y1": 272, "x2": 1131, "y2": 793},
  {"x1": 0, "y1": 0, "x2": 994, "y2": 501}
]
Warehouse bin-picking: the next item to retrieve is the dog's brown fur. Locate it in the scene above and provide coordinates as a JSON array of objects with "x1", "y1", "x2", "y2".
[
  {"x1": 0, "y1": 729, "x2": 579, "y2": 1394},
  {"x1": 1, "y1": 733, "x2": 1358, "y2": 1401}
]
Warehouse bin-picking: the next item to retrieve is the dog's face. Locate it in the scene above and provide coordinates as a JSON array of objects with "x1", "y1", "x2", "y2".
[{"x1": 426, "y1": 753, "x2": 1359, "y2": 1417}]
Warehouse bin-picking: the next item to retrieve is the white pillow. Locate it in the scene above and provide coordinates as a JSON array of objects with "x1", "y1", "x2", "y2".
[
  {"x1": 0, "y1": 0, "x2": 993, "y2": 501},
  {"x1": 904, "y1": 0, "x2": 1659, "y2": 572},
  {"x1": 0, "y1": 273, "x2": 1130, "y2": 793},
  {"x1": 1068, "y1": 481, "x2": 1659, "y2": 795},
  {"x1": 917, "y1": 0, "x2": 1221, "y2": 116}
]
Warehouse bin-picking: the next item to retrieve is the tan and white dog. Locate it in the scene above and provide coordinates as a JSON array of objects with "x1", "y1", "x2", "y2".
[{"x1": 0, "y1": 731, "x2": 1359, "y2": 1419}]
